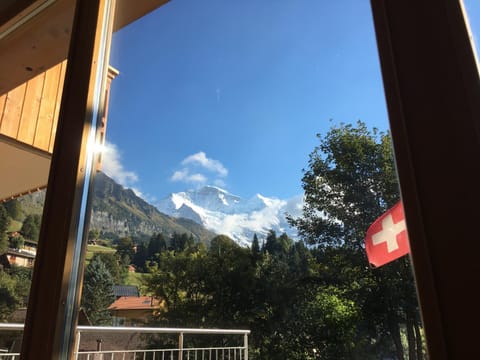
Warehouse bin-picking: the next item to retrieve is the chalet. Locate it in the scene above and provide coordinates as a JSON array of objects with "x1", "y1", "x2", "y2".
[
  {"x1": 0, "y1": 249, "x2": 35, "y2": 268},
  {"x1": 108, "y1": 296, "x2": 164, "y2": 326}
]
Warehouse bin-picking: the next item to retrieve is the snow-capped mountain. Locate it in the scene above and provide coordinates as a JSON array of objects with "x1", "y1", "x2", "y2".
[{"x1": 156, "y1": 186, "x2": 303, "y2": 246}]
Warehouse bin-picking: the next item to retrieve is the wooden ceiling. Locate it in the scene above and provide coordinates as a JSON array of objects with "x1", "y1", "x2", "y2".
[
  {"x1": 0, "y1": 0, "x2": 169, "y2": 94},
  {"x1": 0, "y1": 137, "x2": 50, "y2": 201}
]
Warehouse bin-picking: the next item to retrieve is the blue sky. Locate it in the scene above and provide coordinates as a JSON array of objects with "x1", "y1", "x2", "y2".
[{"x1": 103, "y1": 0, "x2": 480, "y2": 202}]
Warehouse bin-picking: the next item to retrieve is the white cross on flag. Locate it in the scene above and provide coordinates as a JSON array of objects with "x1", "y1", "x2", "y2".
[{"x1": 365, "y1": 201, "x2": 410, "y2": 267}]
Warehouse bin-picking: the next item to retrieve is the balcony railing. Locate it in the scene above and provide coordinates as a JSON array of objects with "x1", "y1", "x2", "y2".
[{"x1": 0, "y1": 323, "x2": 250, "y2": 360}]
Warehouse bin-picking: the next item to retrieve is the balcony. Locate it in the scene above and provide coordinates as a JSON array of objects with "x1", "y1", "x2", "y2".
[{"x1": 0, "y1": 324, "x2": 250, "y2": 360}]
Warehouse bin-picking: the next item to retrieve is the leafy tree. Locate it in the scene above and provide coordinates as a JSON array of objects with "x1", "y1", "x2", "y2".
[
  {"x1": 8, "y1": 234, "x2": 24, "y2": 250},
  {"x1": 116, "y1": 236, "x2": 134, "y2": 266},
  {"x1": 88, "y1": 229, "x2": 100, "y2": 241},
  {"x1": 10, "y1": 266, "x2": 32, "y2": 306},
  {"x1": 81, "y1": 256, "x2": 115, "y2": 325},
  {"x1": 21, "y1": 214, "x2": 42, "y2": 241},
  {"x1": 3, "y1": 199, "x2": 22, "y2": 221},
  {"x1": 0, "y1": 266, "x2": 31, "y2": 321},
  {"x1": 289, "y1": 121, "x2": 423, "y2": 359},
  {"x1": 0, "y1": 272, "x2": 19, "y2": 321},
  {"x1": 0, "y1": 204, "x2": 10, "y2": 253}
]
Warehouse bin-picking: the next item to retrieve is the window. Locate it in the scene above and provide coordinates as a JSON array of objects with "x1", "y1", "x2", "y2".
[{"x1": 1, "y1": 0, "x2": 479, "y2": 359}]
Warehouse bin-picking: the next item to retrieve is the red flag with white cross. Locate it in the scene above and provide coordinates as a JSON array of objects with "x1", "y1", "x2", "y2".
[{"x1": 365, "y1": 201, "x2": 410, "y2": 267}]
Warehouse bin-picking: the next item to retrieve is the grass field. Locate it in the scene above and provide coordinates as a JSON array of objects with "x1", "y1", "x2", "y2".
[
  {"x1": 7, "y1": 219, "x2": 23, "y2": 232},
  {"x1": 85, "y1": 244, "x2": 116, "y2": 261},
  {"x1": 125, "y1": 272, "x2": 151, "y2": 295}
]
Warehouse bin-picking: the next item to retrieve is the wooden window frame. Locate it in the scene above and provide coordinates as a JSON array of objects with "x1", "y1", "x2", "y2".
[{"x1": 371, "y1": 0, "x2": 480, "y2": 358}]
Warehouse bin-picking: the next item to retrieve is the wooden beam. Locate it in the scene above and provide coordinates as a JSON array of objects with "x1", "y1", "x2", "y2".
[
  {"x1": 370, "y1": 0, "x2": 480, "y2": 358},
  {"x1": 0, "y1": 0, "x2": 44, "y2": 31}
]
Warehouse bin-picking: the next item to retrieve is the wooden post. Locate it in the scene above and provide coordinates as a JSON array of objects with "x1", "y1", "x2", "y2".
[
  {"x1": 178, "y1": 332, "x2": 184, "y2": 360},
  {"x1": 243, "y1": 333, "x2": 248, "y2": 360}
]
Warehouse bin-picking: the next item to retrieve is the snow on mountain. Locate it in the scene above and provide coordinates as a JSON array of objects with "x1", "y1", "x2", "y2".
[{"x1": 156, "y1": 186, "x2": 303, "y2": 246}]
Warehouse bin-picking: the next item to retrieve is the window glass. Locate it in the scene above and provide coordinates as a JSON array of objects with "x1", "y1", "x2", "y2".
[
  {"x1": 463, "y1": 0, "x2": 480, "y2": 65},
  {"x1": 74, "y1": 1, "x2": 429, "y2": 359}
]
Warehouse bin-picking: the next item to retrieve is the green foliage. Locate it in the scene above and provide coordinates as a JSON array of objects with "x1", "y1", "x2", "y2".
[
  {"x1": 21, "y1": 214, "x2": 42, "y2": 241},
  {"x1": 0, "y1": 267, "x2": 32, "y2": 321},
  {"x1": 81, "y1": 256, "x2": 115, "y2": 325},
  {"x1": 3, "y1": 200, "x2": 22, "y2": 221},
  {"x1": 10, "y1": 266, "x2": 33, "y2": 305},
  {"x1": 88, "y1": 229, "x2": 100, "y2": 241},
  {"x1": 0, "y1": 204, "x2": 10, "y2": 253},
  {"x1": 145, "y1": 230, "x2": 364, "y2": 359},
  {"x1": 8, "y1": 234, "x2": 24, "y2": 250},
  {"x1": 251, "y1": 234, "x2": 261, "y2": 263},
  {"x1": 169, "y1": 232, "x2": 194, "y2": 252},
  {"x1": 289, "y1": 121, "x2": 398, "y2": 249},
  {"x1": 90, "y1": 252, "x2": 125, "y2": 284},
  {"x1": 116, "y1": 236, "x2": 134, "y2": 266},
  {"x1": 148, "y1": 233, "x2": 167, "y2": 258},
  {"x1": 289, "y1": 121, "x2": 424, "y2": 359},
  {"x1": 0, "y1": 272, "x2": 18, "y2": 321}
]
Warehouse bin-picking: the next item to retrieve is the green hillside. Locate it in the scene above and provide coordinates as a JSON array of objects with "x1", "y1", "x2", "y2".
[
  {"x1": 13, "y1": 172, "x2": 216, "y2": 243},
  {"x1": 91, "y1": 171, "x2": 216, "y2": 242}
]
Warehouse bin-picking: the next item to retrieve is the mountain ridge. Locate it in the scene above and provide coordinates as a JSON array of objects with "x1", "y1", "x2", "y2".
[
  {"x1": 90, "y1": 172, "x2": 216, "y2": 242},
  {"x1": 156, "y1": 186, "x2": 302, "y2": 246}
]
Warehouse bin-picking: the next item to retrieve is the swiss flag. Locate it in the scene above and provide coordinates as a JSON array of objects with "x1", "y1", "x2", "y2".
[{"x1": 365, "y1": 201, "x2": 410, "y2": 267}]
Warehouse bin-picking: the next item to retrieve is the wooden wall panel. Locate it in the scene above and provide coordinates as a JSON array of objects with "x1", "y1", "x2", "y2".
[
  {"x1": 0, "y1": 62, "x2": 64, "y2": 151},
  {"x1": 0, "y1": 61, "x2": 114, "y2": 158},
  {"x1": 17, "y1": 71, "x2": 45, "y2": 145},
  {"x1": 0, "y1": 82, "x2": 27, "y2": 137},
  {"x1": 49, "y1": 61, "x2": 66, "y2": 152},
  {"x1": 33, "y1": 63, "x2": 62, "y2": 151},
  {"x1": 0, "y1": 94, "x2": 6, "y2": 127}
]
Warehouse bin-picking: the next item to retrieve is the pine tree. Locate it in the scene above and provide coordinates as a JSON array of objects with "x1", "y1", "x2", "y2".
[
  {"x1": 251, "y1": 233, "x2": 261, "y2": 262},
  {"x1": 81, "y1": 256, "x2": 115, "y2": 325},
  {"x1": 148, "y1": 233, "x2": 167, "y2": 259}
]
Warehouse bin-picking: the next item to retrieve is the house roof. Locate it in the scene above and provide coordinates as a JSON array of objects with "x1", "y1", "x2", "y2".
[
  {"x1": 112, "y1": 285, "x2": 139, "y2": 298},
  {"x1": 108, "y1": 296, "x2": 162, "y2": 311},
  {"x1": 5, "y1": 249, "x2": 36, "y2": 259}
]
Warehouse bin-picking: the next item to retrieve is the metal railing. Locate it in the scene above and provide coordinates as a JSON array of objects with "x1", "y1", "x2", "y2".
[{"x1": 0, "y1": 324, "x2": 250, "y2": 360}]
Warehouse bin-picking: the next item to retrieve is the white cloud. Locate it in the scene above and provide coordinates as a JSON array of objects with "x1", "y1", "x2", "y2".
[
  {"x1": 102, "y1": 141, "x2": 138, "y2": 187},
  {"x1": 170, "y1": 152, "x2": 229, "y2": 187},
  {"x1": 181, "y1": 152, "x2": 228, "y2": 177},
  {"x1": 213, "y1": 178, "x2": 227, "y2": 188},
  {"x1": 171, "y1": 168, "x2": 207, "y2": 184},
  {"x1": 283, "y1": 194, "x2": 304, "y2": 218}
]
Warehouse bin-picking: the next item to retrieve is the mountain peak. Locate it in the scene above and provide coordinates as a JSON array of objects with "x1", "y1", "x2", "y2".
[{"x1": 157, "y1": 185, "x2": 300, "y2": 246}]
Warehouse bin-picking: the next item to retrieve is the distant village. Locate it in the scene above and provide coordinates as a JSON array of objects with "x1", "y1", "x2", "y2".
[{"x1": 1, "y1": 229, "x2": 160, "y2": 327}]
